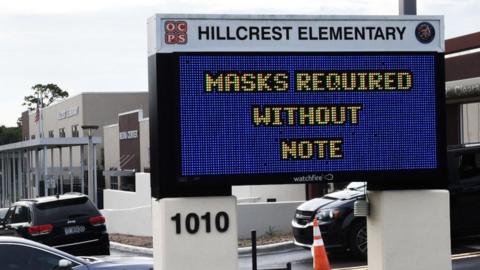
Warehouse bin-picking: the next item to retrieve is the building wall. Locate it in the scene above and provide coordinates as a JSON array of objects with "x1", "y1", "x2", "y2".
[
  {"x1": 24, "y1": 92, "x2": 148, "y2": 169},
  {"x1": 83, "y1": 92, "x2": 149, "y2": 139},
  {"x1": 21, "y1": 111, "x2": 29, "y2": 140},
  {"x1": 103, "y1": 124, "x2": 119, "y2": 172},
  {"x1": 118, "y1": 110, "x2": 141, "y2": 171},
  {"x1": 28, "y1": 94, "x2": 84, "y2": 139},
  {"x1": 102, "y1": 173, "x2": 304, "y2": 238},
  {"x1": 445, "y1": 32, "x2": 480, "y2": 145},
  {"x1": 27, "y1": 94, "x2": 85, "y2": 171},
  {"x1": 139, "y1": 118, "x2": 150, "y2": 171}
]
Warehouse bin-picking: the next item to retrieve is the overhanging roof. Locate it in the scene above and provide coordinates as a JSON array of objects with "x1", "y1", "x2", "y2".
[
  {"x1": 102, "y1": 170, "x2": 136, "y2": 177},
  {"x1": 446, "y1": 77, "x2": 480, "y2": 104},
  {"x1": 0, "y1": 137, "x2": 102, "y2": 152}
]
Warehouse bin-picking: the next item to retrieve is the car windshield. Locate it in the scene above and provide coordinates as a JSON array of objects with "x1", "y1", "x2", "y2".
[{"x1": 34, "y1": 197, "x2": 99, "y2": 224}]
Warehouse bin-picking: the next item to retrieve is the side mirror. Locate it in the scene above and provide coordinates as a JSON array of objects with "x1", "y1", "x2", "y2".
[{"x1": 57, "y1": 259, "x2": 73, "y2": 269}]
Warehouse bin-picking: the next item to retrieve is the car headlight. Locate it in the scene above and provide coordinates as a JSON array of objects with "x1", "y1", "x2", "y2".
[{"x1": 315, "y1": 208, "x2": 342, "y2": 222}]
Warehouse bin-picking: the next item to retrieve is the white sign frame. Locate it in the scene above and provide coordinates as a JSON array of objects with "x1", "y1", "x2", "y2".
[{"x1": 148, "y1": 14, "x2": 444, "y2": 55}]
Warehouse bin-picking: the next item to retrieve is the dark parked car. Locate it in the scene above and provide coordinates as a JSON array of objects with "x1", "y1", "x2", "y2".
[
  {"x1": 0, "y1": 193, "x2": 110, "y2": 256},
  {"x1": 0, "y1": 236, "x2": 153, "y2": 270},
  {"x1": 292, "y1": 182, "x2": 367, "y2": 258},
  {"x1": 292, "y1": 143, "x2": 480, "y2": 259}
]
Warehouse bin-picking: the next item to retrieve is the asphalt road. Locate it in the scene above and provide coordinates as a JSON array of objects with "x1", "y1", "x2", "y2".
[{"x1": 111, "y1": 239, "x2": 480, "y2": 269}]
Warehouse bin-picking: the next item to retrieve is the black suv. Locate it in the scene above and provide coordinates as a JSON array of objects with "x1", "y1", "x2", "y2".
[
  {"x1": 292, "y1": 143, "x2": 480, "y2": 259},
  {"x1": 0, "y1": 193, "x2": 110, "y2": 256}
]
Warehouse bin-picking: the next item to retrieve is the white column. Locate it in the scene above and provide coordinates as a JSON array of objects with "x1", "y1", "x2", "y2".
[
  {"x1": 367, "y1": 190, "x2": 452, "y2": 270},
  {"x1": 93, "y1": 143, "x2": 98, "y2": 206},
  {"x1": 7, "y1": 152, "x2": 11, "y2": 204},
  {"x1": 87, "y1": 137, "x2": 94, "y2": 203},
  {"x1": 59, "y1": 147, "x2": 63, "y2": 194},
  {"x1": 80, "y1": 145, "x2": 85, "y2": 194},
  {"x1": 69, "y1": 146, "x2": 73, "y2": 192},
  {"x1": 50, "y1": 148, "x2": 55, "y2": 194},
  {"x1": 152, "y1": 197, "x2": 238, "y2": 270},
  {"x1": 17, "y1": 150, "x2": 23, "y2": 200},
  {"x1": 26, "y1": 150, "x2": 31, "y2": 198},
  {"x1": 43, "y1": 146, "x2": 48, "y2": 196},
  {"x1": 35, "y1": 149, "x2": 40, "y2": 197},
  {"x1": 12, "y1": 152, "x2": 16, "y2": 203},
  {"x1": 1, "y1": 153, "x2": 4, "y2": 207}
]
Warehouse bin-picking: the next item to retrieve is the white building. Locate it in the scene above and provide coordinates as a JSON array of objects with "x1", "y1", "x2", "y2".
[{"x1": 0, "y1": 92, "x2": 148, "y2": 207}]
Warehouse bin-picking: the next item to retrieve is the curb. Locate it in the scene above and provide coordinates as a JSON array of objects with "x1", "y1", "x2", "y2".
[
  {"x1": 110, "y1": 242, "x2": 153, "y2": 256},
  {"x1": 110, "y1": 240, "x2": 295, "y2": 256},
  {"x1": 238, "y1": 241, "x2": 295, "y2": 255}
]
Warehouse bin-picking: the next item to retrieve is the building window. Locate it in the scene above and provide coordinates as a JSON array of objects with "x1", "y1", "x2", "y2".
[
  {"x1": 59, "y1": 128, "x2": 66, "y2": 138},
  {"x1": 71, "y1": 125, "x2": 79, "y2": 137},
  {"x1": 31, "y1": 135, "x2": 35, "y2": 140},
  {"x1": 48, "y1": 130, "x2": 54, "y2": 138}
]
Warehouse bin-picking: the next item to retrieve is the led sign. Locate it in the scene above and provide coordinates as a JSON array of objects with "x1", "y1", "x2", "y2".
[{"x1": 148, "y1": 15, "x2": 446, "y2": 198}]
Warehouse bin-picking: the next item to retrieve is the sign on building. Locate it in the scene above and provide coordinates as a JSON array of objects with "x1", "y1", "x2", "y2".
[{"x1": 148, "y1": 14, "x2": 446, "y2": 198}]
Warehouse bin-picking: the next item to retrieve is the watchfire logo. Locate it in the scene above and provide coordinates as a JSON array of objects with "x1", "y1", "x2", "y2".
[
  {"x1": 165, "y1": 21, "x2": 188, "y2": 44},
  {"x1": 293, "y1": 174, "x2": 334, "y2": 183}
]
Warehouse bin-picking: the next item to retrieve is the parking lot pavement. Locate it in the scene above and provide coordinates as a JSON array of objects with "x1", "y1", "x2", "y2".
[
  {"x1": 238, "y1": 246, "x2": 365, "y2": 270},
  {"x1": 110, "y1": 238, "x2": 480, "y2": 270}
]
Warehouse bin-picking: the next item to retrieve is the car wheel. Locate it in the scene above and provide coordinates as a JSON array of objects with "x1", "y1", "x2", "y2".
[{"x1": 349, "y1": 221, "x2": 367, "y2": 259}]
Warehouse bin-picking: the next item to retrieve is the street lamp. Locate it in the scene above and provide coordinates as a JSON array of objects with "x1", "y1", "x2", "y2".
[{"x1": 81, "y1": 125, "x2": 99, "y2": 205}]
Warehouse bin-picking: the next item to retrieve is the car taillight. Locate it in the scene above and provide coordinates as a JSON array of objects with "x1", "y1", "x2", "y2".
[
  {"x1": 89, "y1": 215, "x2": 105, "y2": 226},
  {"x1": 28, "y1": 224, "x2": 53, "y2": 236}
]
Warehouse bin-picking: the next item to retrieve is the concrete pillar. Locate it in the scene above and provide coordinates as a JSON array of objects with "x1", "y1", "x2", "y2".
[
  {"x1": 12, "y1": 152, "x2": 16, "y2": 203},
  {"x1": 26, "y1": 150, "x2": 31, "y2": 198},
  {"x1": 69, "y1": 146, "x2": 73, "y2": 192},
  {"x1": 87, "y1": 137, "x2": 94, "y2": 204},
  {"x1": 50, "y1": 148, "x2": 55, "y2": 194},
  {"x1": 93, "y1": 144, "x2": 98, "y2": 205},
  {"x1": 6, "y1": 152, "x2": 11, "y2": 204},
  {"x1": 0, "y1": 153, "x2": 4, "y2": 207},
  {"x1": 17, "y1": 150, "x2": 23, "y2": 200},
  {"x1": 59, "y1": 147, "x2": 63, "y2": 194},
  {"x1": 35, "y1": 149, "x2": 40, "y2": 197},
  {"x1": 43, "y1": 146, "x2": 48, "y2": 196},
  {"x1": 367, "y1": 190, "x2": 452, "y2": 270},
  {"x1": 399, "y1": 0, "x2": 416, "y2": 15},
  {"x1": 80, "y1": 145, "x2": 85, "y2": 194}
]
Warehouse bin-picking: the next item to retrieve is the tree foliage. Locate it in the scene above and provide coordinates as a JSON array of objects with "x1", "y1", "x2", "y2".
[
  {"x1": 22, "y1": 84, "x2": 69, "y2": 111},
  {"x1": 0, "y1": 126, "x2": 21, "y2": 145}
]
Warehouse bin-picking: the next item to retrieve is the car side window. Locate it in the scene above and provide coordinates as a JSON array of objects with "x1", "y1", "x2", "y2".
[
  {"x1": 458, "y1": 153, "x2": 480, "y2": 183},
  {"x1": 12, "y1": 206, "x2": 30, "y2": 224},
  {"x1": 0, "y1": 243, "x2": 79, "y2": 270}
]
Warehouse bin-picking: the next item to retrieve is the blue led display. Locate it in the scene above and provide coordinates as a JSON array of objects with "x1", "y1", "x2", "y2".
[{"x1": 179, "y1": 54, "x2": 437, "y2": 176}]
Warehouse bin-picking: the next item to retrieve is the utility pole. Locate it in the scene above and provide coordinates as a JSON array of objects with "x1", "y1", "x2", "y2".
[{"x1": 399, "y1": 0, "x2": 416, "y2": 15}]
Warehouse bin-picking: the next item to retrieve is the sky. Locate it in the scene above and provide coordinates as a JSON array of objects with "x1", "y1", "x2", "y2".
[{"x1": 0, "y1": 0, "x2": 479, "y2": 126}]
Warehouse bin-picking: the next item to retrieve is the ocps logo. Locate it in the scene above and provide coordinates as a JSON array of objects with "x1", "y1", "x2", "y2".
[{"x1": 165, "y1": 21, "x2": 188, "y2": 44}]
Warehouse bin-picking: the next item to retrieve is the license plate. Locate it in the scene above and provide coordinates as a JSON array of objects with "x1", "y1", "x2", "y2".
[{"x1": 64, "y1": 225, "x2": 86, "y2": 235}]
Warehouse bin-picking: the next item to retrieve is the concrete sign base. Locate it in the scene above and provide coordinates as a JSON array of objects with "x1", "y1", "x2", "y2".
[
  {"x1": 367, "y1": 190, "x2": 452, "y2": 270},
  {"x1": 152, "y1": 196, "x2": 238, "y2": 270}
]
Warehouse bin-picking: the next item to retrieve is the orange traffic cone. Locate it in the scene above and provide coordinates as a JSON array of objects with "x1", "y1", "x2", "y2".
[{"x1": 312, "y1": 218, "x2": 331, "y2": 270}]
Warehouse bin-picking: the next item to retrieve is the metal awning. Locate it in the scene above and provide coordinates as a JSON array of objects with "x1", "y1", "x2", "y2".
[
  {"x1": 446, "y1": 77, "x2": 480, "y2": 104},
  {"x1": 0, "y1": 136, "x2": 102, "y2": 208},
  {"x1": 0, "y1": 137, "x2": 102, "y2": 152}
]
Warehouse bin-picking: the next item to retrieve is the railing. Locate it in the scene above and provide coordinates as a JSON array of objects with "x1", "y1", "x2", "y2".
[{"x1": 251, "y1": 230, "x2": 292, "y2": 270}]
